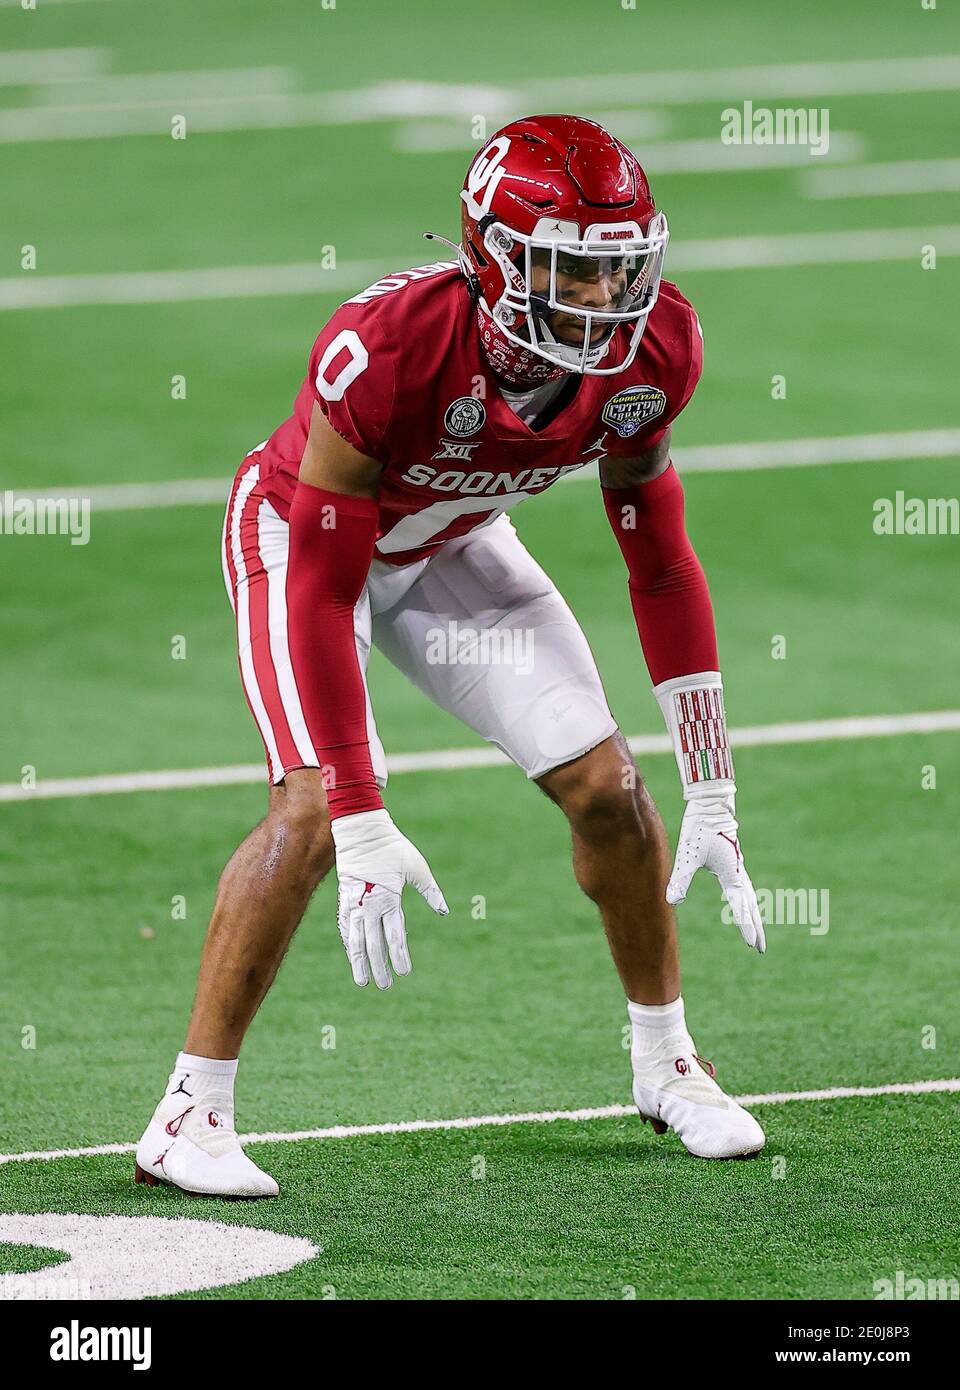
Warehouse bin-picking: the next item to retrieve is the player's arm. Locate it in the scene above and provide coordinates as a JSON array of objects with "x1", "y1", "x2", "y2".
[
  {"x1": 598, "y1": 426, "x2": 673, "y2": 487},
  {"x1": 287, "y1": 402, "x2": 384, "y2": 819},
  {"x1": 298, "y1": 400, "x2": 382, "y2": 497},
  {"x1": 599, "y1": 426, "x2": 718, "y2": 682},
  {"x1": 600, "y1": 428, "x2": 764, "y2": 954},
  {"x1": 287, "y1": 402, "x2": 447, "y2": 990}
]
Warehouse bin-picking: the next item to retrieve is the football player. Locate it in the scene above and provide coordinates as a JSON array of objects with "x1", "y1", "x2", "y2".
[{"x1": 136, "y1": 115, "x2": 765, "y2": 1198}]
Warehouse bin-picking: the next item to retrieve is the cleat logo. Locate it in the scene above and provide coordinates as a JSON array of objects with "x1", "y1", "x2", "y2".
[
  {"x1": 165, "y1": 1106, "x2": 193, "y2": 1137},
  {"x1": 674, "y1": 1057, "x2": 690, "y2": 1075},
  {"x1": 171, "y1": 1075, "x2": 193, "y2": 1097},
  {"x1": 207, "y1": 1110, "x2": 223, "y2": 1128}
]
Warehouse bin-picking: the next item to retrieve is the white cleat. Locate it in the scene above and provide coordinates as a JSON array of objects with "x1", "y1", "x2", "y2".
[
  {"x1": 135, "y1": 1092, "x2": 278, "y2": 1199},
  {"x1": 632, "y1": 1037, "x2": 765, "y2": 1160}
]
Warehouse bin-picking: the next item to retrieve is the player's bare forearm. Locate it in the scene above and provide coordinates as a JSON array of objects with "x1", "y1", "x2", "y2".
[{"x1": 599, "y1": 425, "x2": 673, "y2": 488}]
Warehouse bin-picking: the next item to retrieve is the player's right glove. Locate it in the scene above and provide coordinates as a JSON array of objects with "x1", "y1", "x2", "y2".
[{"x1": 331, "y1": 808, "x2": 448, "y2": 989}]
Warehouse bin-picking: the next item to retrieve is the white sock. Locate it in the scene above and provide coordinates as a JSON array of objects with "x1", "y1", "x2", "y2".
[
  {"x1": 627, "y1": 996, "x2": 689, "y2": 1057},
  {"x1": 165, "y1": 1052, "x2": 238, "y2": 1105}
]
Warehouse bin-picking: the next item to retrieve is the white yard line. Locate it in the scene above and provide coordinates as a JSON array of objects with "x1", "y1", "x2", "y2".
[
  {"x1": 668, "y1": 224, "x2": 960, "y2": 271},
  {"x1": 0, "y1": 0, "x2": 123, "y2": 6},
  {"x1": 0, "y1": 83, "x2": 516, "y2": 144},
  {"x1": 518, "y1": 54, "x2": 960, "y2": 105},
  {"x1": 8, "y1": 428, "x2": 960, "y2": 516},
  {"x1": 4, "y1": 51, "x2": 952, "y2": 114},
  {"x1": 563, "y1": 427, "x2": 960, "y2": 484},
  {"x1": 396, "y1": 126, "x2": 866, "y2": 166},
  {"x1": 1, "y1": 1077, "x2": 956, "y2": 1166},
  {"x1": 666, "y1": 428, "x2": 960, "y2": 472},
  {"x1": 0, "y1": 92, "x2": 306, "y2": 142},
  {"x1": 396, "y1": 109, "x2": 669, "y2": 153},
  {"x1": 1, "y1": 53, "x2": 957, "y2": 139},
  {"x1": 3, "y1": 226, "x2": 956, "y2": 311},
  {"x1": 41, "y1": 67, "x2": 295, "y2": 107},
  {"x1": 0, "y1": 47, "x2": 106, "y2": 85},
  {"x1": 803, "y1": 158, "x2": 960, "y2": 199},
  {"x1": 0, "y1": 260, "x2": 384, "y2": 310},
  {"x1": 12, "y1": 477, "x2": 236, "y2": 510},
  {"x1": 9, "y1": 55, "x2": 952, "y2": 145},
  {"x1": 2, "y1": 711, "x2": 958, "y2": 804}
]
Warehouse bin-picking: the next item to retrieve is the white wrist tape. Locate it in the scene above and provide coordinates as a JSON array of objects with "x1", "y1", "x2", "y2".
[{"x1": 653, "y1": 670, "x2": 735, "y2": 801}]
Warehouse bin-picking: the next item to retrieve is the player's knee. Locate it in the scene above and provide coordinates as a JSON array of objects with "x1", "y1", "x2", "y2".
[{"x1": 559, "y1": 765, "x2": 641, "y2": 842}]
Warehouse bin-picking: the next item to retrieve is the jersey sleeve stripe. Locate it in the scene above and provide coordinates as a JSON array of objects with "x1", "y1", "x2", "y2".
[{"x1": 227, "y1": 466, "x2": 283, "y2": 781}]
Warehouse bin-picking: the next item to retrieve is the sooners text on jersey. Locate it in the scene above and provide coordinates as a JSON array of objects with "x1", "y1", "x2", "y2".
[{"x1": 249, "y1": 262, "x2": 702, "y2": 566}]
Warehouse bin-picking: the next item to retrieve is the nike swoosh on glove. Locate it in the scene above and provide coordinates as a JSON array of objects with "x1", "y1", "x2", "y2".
[
  {"x1": 665, "y1": 795, "x2": 765, "y2": 953},
  {"x1": 332, "y1": 808, "x2": 449, "y2": 989}
]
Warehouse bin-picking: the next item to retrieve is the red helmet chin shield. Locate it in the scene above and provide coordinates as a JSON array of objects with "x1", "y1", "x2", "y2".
[{"x1": 459, "y1": 114, "x2": 668, "y2": 378}]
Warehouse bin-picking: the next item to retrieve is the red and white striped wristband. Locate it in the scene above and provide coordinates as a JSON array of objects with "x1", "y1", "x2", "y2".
[{"x1": 653, "y1": 671, "x2": 735, "y2": 798}]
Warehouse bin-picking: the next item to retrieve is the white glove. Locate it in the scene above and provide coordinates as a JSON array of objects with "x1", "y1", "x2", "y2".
[
  {"x1": 666, "y1": 794, "x2": 765, "y2": 953},
  {"x1": 331, "y1": 808, "x2": 448, "y2": 989},
  {"x1": 654, "y1": 670, "x2": 764, "y2": 954}
]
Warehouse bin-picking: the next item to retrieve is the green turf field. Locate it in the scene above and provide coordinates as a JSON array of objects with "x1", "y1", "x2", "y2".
[{"x1": 1, "y1": 0, "x2": 959, "y2": 1301}]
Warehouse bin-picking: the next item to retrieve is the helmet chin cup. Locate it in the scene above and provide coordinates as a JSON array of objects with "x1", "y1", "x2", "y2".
[{"x1": 536, "y1": 313, "x2": 615, "y2": 372}]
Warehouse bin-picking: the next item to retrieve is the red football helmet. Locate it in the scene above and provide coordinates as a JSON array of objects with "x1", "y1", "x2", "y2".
[{"x1": 459, "y1": 114, "x2": 669, "y2": 376}]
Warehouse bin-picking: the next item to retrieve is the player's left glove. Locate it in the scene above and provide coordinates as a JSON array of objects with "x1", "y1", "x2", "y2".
[
  {"x1": 665, "y1": 793, "x2": 764, "y2": 952},
  {"x1": 654, "y1": 671, "x2": 765, "y2": 954}
]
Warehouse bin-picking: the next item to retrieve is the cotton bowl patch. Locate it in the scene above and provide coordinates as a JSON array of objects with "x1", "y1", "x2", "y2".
[{"x1": 601, "y1": 385, "x2": 667, "y2": 438}]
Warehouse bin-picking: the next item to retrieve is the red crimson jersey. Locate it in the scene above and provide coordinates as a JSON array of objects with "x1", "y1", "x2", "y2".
[{"x1": 253, "y1": 261, "x2": 702, "y2": 566}]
